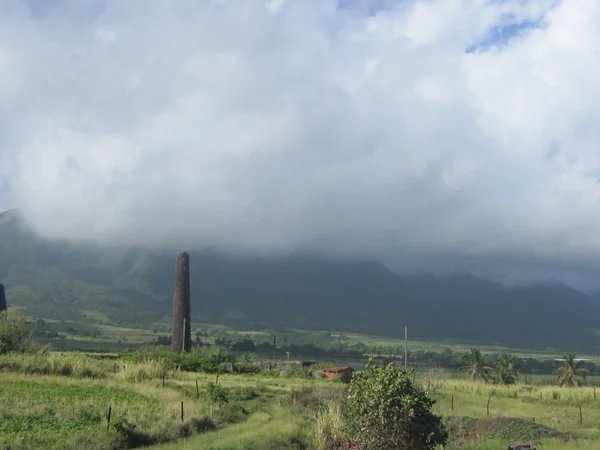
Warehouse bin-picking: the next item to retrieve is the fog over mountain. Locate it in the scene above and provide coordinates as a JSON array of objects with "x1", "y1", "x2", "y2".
[{"x1": 1, "y1": 0, "x2": 600, "y2": 287}]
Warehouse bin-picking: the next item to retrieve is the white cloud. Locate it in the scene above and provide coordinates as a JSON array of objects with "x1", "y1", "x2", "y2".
[{"x1": 2, "y1": 0, "x2": 600, "y2": 281}]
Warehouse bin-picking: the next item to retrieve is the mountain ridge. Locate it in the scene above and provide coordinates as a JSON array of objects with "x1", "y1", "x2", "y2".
[{"x1": 1, "y1": 209, "x2": 599, "y2": 351}]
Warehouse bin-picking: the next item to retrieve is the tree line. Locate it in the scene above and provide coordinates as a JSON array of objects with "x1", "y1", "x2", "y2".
[{"x1": 462, "y1": 348, "x2": 591, "y2": 387}]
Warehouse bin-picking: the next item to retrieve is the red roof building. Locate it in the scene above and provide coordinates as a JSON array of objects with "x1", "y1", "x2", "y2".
[{"x1": 323, "y1": 366, "x2": 354, "y2": 383}]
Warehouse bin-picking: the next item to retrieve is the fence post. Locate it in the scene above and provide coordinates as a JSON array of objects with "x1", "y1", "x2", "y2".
[
  {"x1": 181, "y1": 401, "x2": 184, "y2": 422},
  {"x1": 451, "y1": 395, "x2": 454, "y2": 412},
  {"x1": 579, "y1": 404, "x2": 583, "y2": 425},
  {"x1": 107, "y1": 404, "x2": 112, "y2": 431},
  {"x1": 486, "y1": 394, "x2": 491, "y2": 418},
  {"x1": 594, "y1": 385, "x2": 596, "y2": 401},
  {"x1": 196, "y1": 380, "x2": 200, "y2": 398}
]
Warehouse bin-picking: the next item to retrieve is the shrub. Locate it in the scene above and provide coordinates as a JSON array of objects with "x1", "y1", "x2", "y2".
[
  {"x1": 205, "y1": 382, "x2": 229, "y2": 407},
  {"x1": 233, "y1": 361, "x2": 262, "y2": 374},
  {"x1": 0, "y1": 312, "x2": 45, "y2": 355},
  {"x1": 212, "y1": 402, "x2": 249, "y2": 424},
  {"x1": 0, "y1": 353, "x2": 106, "y2": 378},
  {"x1": 228, "y1": 386, "x2": 259, "y2": 401},
  {"x1": 343, "y1": 359, "x2": 448, "y2": 449},
  {"x1": 126, "y1": 345, "x2": 234, "y2": 373}
]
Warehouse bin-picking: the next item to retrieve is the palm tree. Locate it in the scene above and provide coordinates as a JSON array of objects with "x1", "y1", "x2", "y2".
[
  {"x1": 495, "y1": 352, "x2": 519, "y2": 385},
  {"x1": 461, "y1": 348, "x2": 493, "y2": 383},
  {"x1": 556, "y1": 353, "x2": 589, "y2": 387}
]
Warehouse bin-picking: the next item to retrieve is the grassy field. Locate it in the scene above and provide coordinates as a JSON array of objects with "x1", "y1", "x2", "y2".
[
  {"x1": 0, "y1": 352, "x2": 339, "y2": 450},
  {"x1": 10, "y1": 313, "x2": 600, "y2": 449},
  {"x1": 431, "y1": 378, "x2": 600, "y2": 449},
  {"x1": 4, "y1": 350, "x2": 600, "y2": 449}
]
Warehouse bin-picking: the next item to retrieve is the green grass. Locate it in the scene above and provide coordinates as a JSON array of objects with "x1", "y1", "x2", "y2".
[
  {"x1": 430, "y1": 378, "x2": 600, "y2": 449},
  {"x1": 0, "y1": 374, "x2": 170, "y2": 449},
  {"x1": 6, "y1": 349, "x2": 600, "y2": 450},
  {"x1": 152, "y1": 406, "x2": 308, "y2": 450},
  {"x1": 0, "y1": 352, "x2": 341, "y2": 450},
  {"x1": 14, "y1": 316, "x2": 600, "y2": 449},
  {"x1": 0, "y1": 378, "x2": 159, "y2": 442},
  {"x1": 0, "y1": 356, "x2": 211, "y2": 449}
]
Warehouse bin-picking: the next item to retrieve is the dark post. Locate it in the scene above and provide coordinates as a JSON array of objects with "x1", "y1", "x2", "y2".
[
  {"x1": 579, "y1": 404, "x2": 583, "y2": 425},
  {"x1": 486, "y1": 393, "x2": 491, "y2": 417},
  {"x1": 451, "y1": 395, "x2": 454, "y2": 412},
  {"x1": 181, "y1": 401, "x2": 184, "y2": 422},
  {"x1": 0, "y1": 283, "x2": 7, "y2": 312},
  {"x1": 107, "y1": 404, "x2": 112, "y2": 431},
  {"x1": 171, "y1": 252, "x2": 191, "y2": 352}
]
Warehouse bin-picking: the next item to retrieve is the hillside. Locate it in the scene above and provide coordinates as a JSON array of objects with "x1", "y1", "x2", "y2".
[{"x1": 1, "y1": 209, "x2": 599, "y2": 351}]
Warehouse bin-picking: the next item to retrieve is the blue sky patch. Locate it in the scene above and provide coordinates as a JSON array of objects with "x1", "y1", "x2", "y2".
[{"x1": 466, "y1": 15, "x2": 544, "y2": 53}]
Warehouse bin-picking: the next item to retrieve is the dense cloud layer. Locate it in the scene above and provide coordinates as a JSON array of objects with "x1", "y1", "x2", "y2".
[{"x1": 1, "y1": 0, "x2": 600, "y2": 283}]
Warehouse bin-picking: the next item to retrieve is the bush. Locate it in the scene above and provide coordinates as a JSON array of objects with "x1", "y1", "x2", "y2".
[
  {"x1": 233, "y1": 361, "x2": 262, "y2": 374},
  {"x1": 343, "y1": 359, "x2": 448, "y2": 449},
  {"x1": 0, "y1": 312, "x2": 45, "y2": 355},
  {"x1": 228, "y1": 386, "x2": 259, "y2": 401},
  {"x1": 0, "y1": 353, "x2": 107, "y2": 378},
  {"x1": 126, "y1": 345, "x2": 234, "y2": 373},
  {"x1": 205, "y1": 382, "x2": 229, "y2": 407}
]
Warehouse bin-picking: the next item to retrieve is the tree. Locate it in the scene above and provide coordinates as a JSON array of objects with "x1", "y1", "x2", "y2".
[
  {"x1": 461, "y1": 348, "x2": 493, "y2": 383},
  {"x1": 205, "y1": 382, "x2": 228, "y2": 408},
  {"x1": 495, "y1": 352, "x2": 519, "y2": 385},
  {"x1": 241, "y1": 353, "x2": 256, "y2": 363},
  {"x1": 556, "y1": 353, "x2": 589, "y2": 387},
  {"x1": 0, "y1": 312, "x2": 43, "y2": 354},
  {"x1": 343, "y1": 359, "x2": 447, "y2": 449}
]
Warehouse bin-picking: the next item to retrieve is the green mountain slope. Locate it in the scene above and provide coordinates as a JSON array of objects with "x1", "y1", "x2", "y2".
[{"x1": 1, "y1": 210, "x2": 599, "y2": 351}]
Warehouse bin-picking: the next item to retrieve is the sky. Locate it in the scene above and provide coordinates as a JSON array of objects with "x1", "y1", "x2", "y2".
[{"x1": 1, "y1": 0, "x2": 600, "y2": 286}]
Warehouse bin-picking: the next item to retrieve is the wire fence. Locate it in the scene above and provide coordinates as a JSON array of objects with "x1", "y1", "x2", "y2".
[{"x1": 442, "y1": 392, "x2": 587, "y2": 426}]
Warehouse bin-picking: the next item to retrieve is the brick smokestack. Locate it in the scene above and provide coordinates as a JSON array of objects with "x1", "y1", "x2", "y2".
[
  {"x1": 172, "y1": 252, "x2": 191, "y2": 352},
  {"x1": 0, "y1": 283, "x2": 6, "y2": 312}
]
